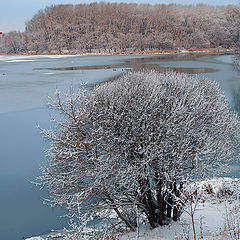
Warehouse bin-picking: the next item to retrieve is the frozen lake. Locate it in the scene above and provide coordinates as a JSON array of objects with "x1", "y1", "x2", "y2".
[{"x1": 0, "y1": 53, "x2": 239, "y2": 239}]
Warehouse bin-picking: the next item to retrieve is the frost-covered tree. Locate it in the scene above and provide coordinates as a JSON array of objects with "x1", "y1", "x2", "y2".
[
  {"x1": 2, "y1": 31, "x2": 28, "y2": 53},
  {"x1": 18, "y1": 3, "x2": 240, "y2": 54},
  {"x1": 39, "y1": 70, "x2": 239, "y2": 238}
]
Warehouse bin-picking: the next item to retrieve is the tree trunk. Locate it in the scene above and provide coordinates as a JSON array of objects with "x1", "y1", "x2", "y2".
[
  {"x1": 141, "y1": 197, "x2": 157, "y2": 229},
  {"x1": 167, "y1": 183, "x2": 173, "y2": 218},
  {"x1": 104, "y1": 191, "x2": 135, "y2": 231},
  {"x1": 146, "y1": 178, "x2": 157, "y2": 222},
  {"x1": 157, "y1": 180, "x2": 164, "y2": 225},
  {"x1": 173, "y1": 181, "x2": 178, "y2": 221},
  {"x1": 139, "y1": 178, "x2": 157, "y2": 229}
]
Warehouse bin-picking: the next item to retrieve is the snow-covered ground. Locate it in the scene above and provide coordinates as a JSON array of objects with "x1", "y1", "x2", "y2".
[
  {"x1": 26, "y1": 178, "x2": 240, "y2": 240},
  {"x1": 25, "y1": 229, "x2": 66, "y2": 240},
  {"x1": 120, "y1": 178, "x2": 240, "y2": 240},
  {"x1": 119, "y1": 201, "x2": 239, "y2": 240}
]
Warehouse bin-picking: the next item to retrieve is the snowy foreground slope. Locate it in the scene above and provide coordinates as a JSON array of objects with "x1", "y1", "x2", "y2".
[
  {"x1": 120, "y1": 201, "x2": 239, "y2": 240},
  {"x1": 26, "y1": 178, "x2": 240, "y2": 240}
]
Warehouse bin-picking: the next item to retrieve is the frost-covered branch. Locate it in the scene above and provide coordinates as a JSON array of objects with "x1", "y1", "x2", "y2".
[{"x1": 38, "y1": 70, "x2": 240, "y2": 238}]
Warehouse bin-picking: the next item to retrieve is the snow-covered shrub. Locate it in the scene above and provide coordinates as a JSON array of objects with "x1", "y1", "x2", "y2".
[
  {"x1": 38, "y1": 70, "x2": 240, "y2": 238},
  {"x1": 184, "y1": 178, "x2": 240, "y2": 203},
  {"x1": 224, "y1": 201, "x2": 240, "y2": 240}
]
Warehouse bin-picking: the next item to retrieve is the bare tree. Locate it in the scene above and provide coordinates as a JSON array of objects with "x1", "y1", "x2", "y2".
[
  {"x1": 2, "y1": 31, "x2": 27, "y2": 53},
  {"x1": 2, "y1": 3, "x2": 236, "y2": 54},
  {"x1": 39, "y1": 70, "x2": 239, "y2": 238}
]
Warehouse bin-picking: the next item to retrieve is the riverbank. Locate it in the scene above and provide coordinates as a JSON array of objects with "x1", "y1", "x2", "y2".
[
  {"x1": 0, "y1": 47, "x2": 234, "y2": 57},
  {"x1": 26, "y1": 177, "x2": 240, "y2": 240}
]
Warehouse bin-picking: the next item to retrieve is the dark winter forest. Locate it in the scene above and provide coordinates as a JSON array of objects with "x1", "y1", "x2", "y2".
[{"x1": 0, "y1": 3, "x2": 240, "y2": 54}]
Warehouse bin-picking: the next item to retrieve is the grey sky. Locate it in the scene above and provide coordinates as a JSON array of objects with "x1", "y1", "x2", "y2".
[{"x1": 1, "y1": 0, "x2": 239, "y2": 33}]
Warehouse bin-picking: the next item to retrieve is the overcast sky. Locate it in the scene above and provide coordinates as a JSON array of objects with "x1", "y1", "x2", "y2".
[{"x1": 1, "y1": 0, "x2": 239, "y2": 33}]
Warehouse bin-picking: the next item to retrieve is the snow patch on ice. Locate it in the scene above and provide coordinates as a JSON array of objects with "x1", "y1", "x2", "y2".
[
  {"x1": 5, "y1": 59, "x2": 35, "y2": 62},
  {"x1": 42, "y1": 72, "x2": 55, "y2": 75},
  {"x1": 0, "y1": 54, "x2": 77, "y2": 62},
  {"x1": 25, "y1": 237, "x2": 44, "y2": 240}
]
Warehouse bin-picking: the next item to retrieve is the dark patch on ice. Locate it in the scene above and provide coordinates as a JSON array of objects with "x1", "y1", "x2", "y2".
[{"x1": 33, "y1": 53, "x2": 220, "y2": 75}]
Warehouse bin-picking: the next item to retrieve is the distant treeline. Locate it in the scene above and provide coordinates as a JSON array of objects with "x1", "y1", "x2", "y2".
[{"x1": 0, "y1": 3, "x2": 240, "y2": 54}]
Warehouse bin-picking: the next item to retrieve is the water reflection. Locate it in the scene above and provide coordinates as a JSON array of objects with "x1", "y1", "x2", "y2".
[{"x1": 34, "y1": 53, "x2": 223, "y2": 75}]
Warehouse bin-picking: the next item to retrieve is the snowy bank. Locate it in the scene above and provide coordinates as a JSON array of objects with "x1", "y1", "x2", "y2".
[
  {"x1": 25, "y1": 229, "x2": 66, "y2": 240},
  {"x1": 26, "y1": 178, "x2": 240, "y2": 240},
  {"x1": 120, "y1": 177, "x2": 240, "y2": 240}
]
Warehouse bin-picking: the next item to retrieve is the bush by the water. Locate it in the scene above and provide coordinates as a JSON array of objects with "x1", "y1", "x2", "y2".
[{"x1": 38, "y1": 70, "x2": 240, "y2": 239}]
